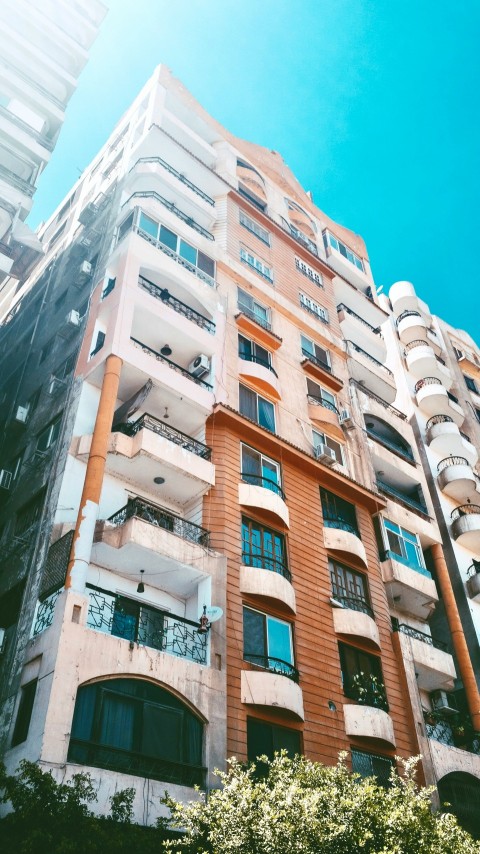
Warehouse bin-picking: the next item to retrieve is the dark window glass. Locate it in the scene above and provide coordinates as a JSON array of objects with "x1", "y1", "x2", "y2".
[
  {"x1": 241, "y1": 516, "x2": 287, "y2": 575},
  {"x1": 464, "y1": 375, "x2": 478, "y2": 393},
  {"x1": 351, "y1": 749, "x2": 394, "y2": 788},
  {"x1": 37, "y1": 415, "x2": 62, "y2": 452},
  {"x1": 321, "y1": 489, "x2": 359, "y2": 536},
  {"x1": 11, "y1": 679, "x2": 37, "y2": 746},
  {"x1": 247, "y1": 718, "x2": 302, "y2": 763},
  {"x1": 179, "y1": 239, "x2": 197, "y2": 265},
  {"x1": 14, "y1": 489, "x2": 45, "y2": 536},
  {"x1": 239, "y1": 384, "x2": 257, "y2": 421},
  {"x1": 197, "y1": 251, "x2": 215, "y2": 278},
  {"x1": 329, "y1": 559, "x2": 371, "y2": 614},
  {"x1": 243, "y1": 607, "x2": 294, "y2": 672},
  {"x1": 338, "y1": 643, "x2": 388, "y2": 710},
  {"x1": 138, "y1": 212, "x2": 158, "y2": 239},
  {"x1": 117, "y1": 211, "x2": 134, "y2": 242},
  {"x1": 159, "y1": 225, "x2": 177, "y2": 251},
  {"x1": 54, "y1": 291, "x2": 67, "y2": 312}
]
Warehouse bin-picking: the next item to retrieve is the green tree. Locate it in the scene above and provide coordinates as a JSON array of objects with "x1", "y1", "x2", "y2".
[{"x1": 161, "y1": 753, "x2": 480, "y2": 854}]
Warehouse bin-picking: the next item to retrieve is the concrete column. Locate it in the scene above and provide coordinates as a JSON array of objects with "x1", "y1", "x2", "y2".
[
  {"x1": 431, "y1": 543, "x2": 480, "y2": 730},
  {"x1": 65, "y1": 354, "x2": 123, "y2": 592}
]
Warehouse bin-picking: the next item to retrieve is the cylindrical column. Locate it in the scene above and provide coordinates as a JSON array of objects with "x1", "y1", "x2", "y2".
[
  {"x1": 430, "y1": 543, "x2": 480, "y2": 730},
  {"x1": 65, "y1": 354, "x2": 122, "y2": 592}
]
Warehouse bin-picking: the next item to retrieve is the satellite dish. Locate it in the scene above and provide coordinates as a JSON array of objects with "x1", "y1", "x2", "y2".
[{"x1": 205, "y1": 606, "x2": 223, "y2": 623}]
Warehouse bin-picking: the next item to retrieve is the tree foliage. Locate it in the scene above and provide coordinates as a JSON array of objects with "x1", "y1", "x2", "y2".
[{"x1": 161, "y1": 753, "x2": 480, "y2": 854}]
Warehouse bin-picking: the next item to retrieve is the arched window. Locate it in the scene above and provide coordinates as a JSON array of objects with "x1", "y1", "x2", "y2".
[
  {"x1": 285, "y1": 199, "x2": 317, "y2": 239},
  {"x1": 236, "y1": 159, "x2": 267, "y2": 210},
  {"x1": 68, "y1": 678, "x2": 205, "y2": 787},
  {"x1": 438, "y1": 772, "x2": 480, "y2": 839},
  {"x1": 364, "y1": 414, "x2": 414, "y2": 462}
]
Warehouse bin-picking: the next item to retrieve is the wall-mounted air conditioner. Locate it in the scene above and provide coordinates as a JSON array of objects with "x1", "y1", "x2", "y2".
[
  {"x1": 0, "y1": 469, "x2": 12, "y2": 490},
  {"x1": 14, "y1": 405, "x2": 29, "y2": 423},
  {"x1": 189, "y1": 354, "x2": 210, "y2": 378},
  {"x1": 430, "y1": 689, "x2": 458, "y2": 715},
  {"x1": 314, "y1": 443, "x2": 336, "y2": 466},
  {"x1": 339, "y1": 408, "x2": 354, "y2": 428}
]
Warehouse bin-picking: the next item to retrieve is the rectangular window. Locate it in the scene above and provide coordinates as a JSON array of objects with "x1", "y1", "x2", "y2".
[
  {"x1": 329, "y1": 559, "x2": 371, "y2": 615},
  {"x1": 11, "y1": 679, "x2": 38, "y2": 746},
  {"x1": 238, "y1": 335, "x2": 272, "y2": 371},
  {"x1": 453, "y1": 346, "x2": 464, "y2": 361},
  {"x1": 239, "y1": 384, "x2": 275, "y2": 432},
  {"x1": 136, "y1": 211, "x2": 215, "y2": 280},
  {"x1": 464, "y1": 375, "x2": 478, "y2": 393},
  {"x1": 240, "y1": 246, "x2": 273, "y2": 282},
  {"x1": 301, "y1": 335, "x2": 331, "y2": 371},
  {"x1": 295, "y1": 256, "x2": 322, "y2": 286},
  {"x1": 306, "y1": 378, "x2": 336, "y2": 409},
  {"x1": 247, "y1": 718, "x2": 301, "y2": 764},
  {"x1": 351, "y1": 750, "x2": 394, "y2": 788},
  {"x1": 237, "y1": 287, "x2": 271, "y2": 330},
  {"x1": 243, "y1": 606, "x2": 294, "y2": 675},
  {"x1": 321, "y1": 488, "x2": 359, "y2": 537},
  {"x1": 36, "y1": 415, "x2": 62, "y2": 453},
  {"x1": 313, "y1": 431, "x2": 345, "y2": 466},
  {"x1": 240, "y1": 211, "x2": 270, "y2": 245},
  {"x1": 299, "y1": 292, "x2": 329, "y2": 323},
  {"x1": 241, "y1": 445, "x2": 281, "y2": 495},
  {"x1": 39, "y1": 337, "x2": 55, "y2": 365},
  {"x1": 381, "y1": 518, "x2": 425, "y2": 572},
  {"x1": 9, "y1": 450, "x2": 24, "y2": 483},
  {"x1": 339, "y1": 642, "x2": 387, "y2": 709},
  {"x1": 14, "y1": 489, "x2": 45, "y2": 537},
  {"x1": 117, "y1": 210, "x2": 134, "y2": 243},
  {"x1": 323, "y1": 230, "x2": 365, "y2": 271},
  {"x1": 241, "y1": 516, "x2": 288, "y2": 577}
]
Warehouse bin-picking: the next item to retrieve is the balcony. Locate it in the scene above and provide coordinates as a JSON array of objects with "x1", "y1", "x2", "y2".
[
  {"x1": 239, "y1": 475, "x2": 289, "y2": 527},
  {"x1": 389, "y1": 280, "x2": 419, "y2": 316},
  {"x1": 467, "y1": 563, "x2": 480, "y2": 602},
  {"x1": 238, "y1": 353, "x2": 281, "y2": 400},
  {"x1": 392, "y1": 621, "x2": 456, "y2": 691},
  {"x1": 332, "y1": 600, "x2": 380, "y2": 649},
  {"x1": 404, "y1": 340, "x2": 452, "y2": 386},
  {"x1": 396, "y1": 310, "x2": 428, "y2": 344},
  {"x1": 127, "y1": 218, "x2": 216, "y2": 288},
  {"x1": 86, "y1": 585, "x2": 208, "y2": 665},
  {"x1": 307, "y1": 394, "x2": 343, "y2": 440},
  {"x1": 366, "y1": 423, "x2": 415, "y2": 464},
  {"x1": 343, "y1": 705, "x2": 396, "y2": 747},
  {"x1": 381, "y1": 552, "x2": 438, "y2": 618},
  {"x1": 425, "y1": 712, "x2": 480, "y2": 755},
  {"x1": 125, "y1": 156, "x2": 216, "y2": 229},
  {"x1": 131, "y1": 336, "x2": 212, "y2": 385},
  {"x1": 345, "y1": 340, "x2": 396, "y2": 404},
  {"x1": 451, "y1": 505, "x2": 480, "y2": 551},
  {"x1": 301, "y1": 349, "x2": 343, "y2": 392},
  {"x1": 415, "y1": 378, "x2": 464, "y2": 425},
  {"x1": 437, "y1": 457, "x2": 480, "y2": 501},
  {"x1": 138, "y1": 275, "x2": 215, "y2": 334},
  {"x1": 323, "y1": 237, "x2": 370, "y2": 293},
  {"x1": 337, "y1": 304, "x2": 386, "y2": 363},
  {"x1": 240, "y1": 555, "x2": 295, "y2": 612},
  {"x1": 426, "y1": 415, "x2": 478, "y2": 465},
  {"x1": 376, "y1": 478, "x2": 428, "y2": 517},
  {"x1": 241, "y1": 669, "x2": 304, "y2": 720},
  {"x1": 322, "y1": 515, "x2": 368, "y2": 568}
]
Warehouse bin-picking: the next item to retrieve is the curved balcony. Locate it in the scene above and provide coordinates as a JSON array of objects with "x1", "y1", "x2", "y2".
[
  {"x1": 241, "y1": 669, "x2": 304, "y2": 720},
  {"x1": 404, "y1": 340, "x2": 452, "y2": 386},
  {"x1": 415, "y1": 378, "x2": 464, "y2": 425},
  {"x1": 392, "y1": 622, "x2": 456, "y2": 692},
  {"x1": 426, "y1": 416, "x2": 478, "y2": 465},
  {"x1": 396, "y1": 310, "x2": 428, "y2": 344},
  {"x1": 381, "y1": 552, "x2": 438, "y2": 619},
  {"x1": 345, "y1": 340, "x2": 397, "y2": 404},
  {"x1": 307, "y1": 394, "x2": 343, "y2": 441},
  {"x1": 323, "y1": 518, "x2": 368, "y2": 568},
  {"x1": 437, "y1": 457, "x2": 479, "y2": 501},
  {"x1": 336, "y1": 304, "x2": 386, "y2": 363},
  {"x1": 238, "y1": 354, "x2": 281, "y2": 400},
  {"x1": 332, "y1": 603, "x2": 380, "y2": 649},
  {"x1": 238, "y1": 477, "x2": 289, "y2": 527},
  {"x1": 467, "y1": 564, "x2": 480, "y2": 602},
  {"x1": 343, "y1": 704, "x2": 396, "y2": 747},
  {"x1": 240, "y1": 562, "x2": 296, "y2": 613},
  {"x1": 389, "y1": 280, "x2": 418, "y2": 315},
  {"x1": 451, "y1": 505, "x2": 480, "y2": 551}
]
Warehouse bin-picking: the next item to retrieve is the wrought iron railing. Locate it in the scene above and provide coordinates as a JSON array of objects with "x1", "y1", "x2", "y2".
[
  {"x1": 447, "y1": 390, "x2": 459, "y2": 403},
  {"x1": 337, "y1": 304, "x2": 381, "y2": 334},
  {"x1": 437, "y1": 456, "x2": 470, "y2": 473},
  {"x1": 396, "y1": 310, "x2": 422, "y2": 326},
  {"x1": 138, "y1": 275, "x2": 215, "y2": 333},
  {"x1": 134, "y1": 225, "x2": 216, "y2": 288},
  {"x1": 307, "y1": 394, "x2": 340, "y2": 416},
  {"x1": 241, "y1": 472, "x2": 285, "y2": 500},
  {"x1": 124, "y1": 191, "x2": 214, "y2": 240},
  {"x1": 242, "y1": 551, "x2": 291, "y2": 582},
  {"x1": 39, "y1": 530, "x2": 74, "y2": 598},
  {"x1": 332, "y1": 593, "x2": 374, "y2": 619},
  {"x1": 244, "y1": 653, "x2": 299, "y2": 682},
  {"x1": 130, "y1": 337, "x2": 213, "y2": 390},
  {"x1": 131, "y1": 156, "x2": 215, "y2": 206},
  {"x1": 376, "y1": 479, "x2": 428, "y2": 515},
  {"x1": 451, "y1": 504, "x2": 480, "y2": 522},
  {"x1": 391, "y1": 619, "x2": 449, "y2": 652},
  {"x1": 346, "y1": 340, "x2": 393, "y2": 376},
  {"x1": 68, "y1": 740, "x2": 207, "y2": 788},
  {"x1": 426, "y1": 414, "x2": 454, "y2": 429},
  {"x1": 404, "y1": 338, "x2": 431, "y2": 354},
  {"x1": 106, "y1": 497, "x2": 210, "y2": 546},
  {"x1": 366, "y1": 427, "x2": 415, "y2": 462},
  {"x1": 86, "y1": 585, "x2": 208, "y2": 664},
  {"x1": 116, "y1": 413, "x2": 212, "y2": 459},
  {"x1": 301, "y1": 348, "x2": 332, "y2": 373},
  {"x1": 239, "y1": 352, "x2": 277, "y2": 376},
  {"x1": 424, "y1": 711, "x2": 480, "y2": 755},
  {"x1": 237, "y1": 304, "x2": 272, "y2": 332},
  {"x1": 32, "y1": 588, "x2": 62, "y2": 637},
  {"x1": 240, "y1": 255, "x2": 273, "y2": 283},
  {"x1": 344, "y1": 675, "x2": 389, "y2": 712},
  {"x1": 460, "y1": 431, "x2": 472, "y2": 443},
  {"x1": 288, "y1": 224, "x2": 318, "y2": 255},
  {"x1": 323, "y1": 516, "x2": 360, "y2": 538},
  {"x1": 349, "y1": 379, "x2": 407, "y2": 420},
  {"x1": 415, "y1": 376, "x2": 442, "y2": 392}
]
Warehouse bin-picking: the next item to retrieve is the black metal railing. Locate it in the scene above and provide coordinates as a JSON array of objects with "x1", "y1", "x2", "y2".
[
  {"x1": 106, "y1": 498, "x2": 210, "y2": 546},
  {"x1": 426, "y1": 414, "x2": 454, "y2": 429},
  {"x1": 134, "y1": 225, "x2": 216, "y2": 288},
  {"x1": 437, "y1": 456, "x2": 470, "y2": 473},
  {"x1": 332, "y1": 593, "x2": 374, "y2": 619},
  {"x1": 460, "y1": 431, "x2": 472, "y2": 443},
  {"x1": 337, "y1": 304, "x2": 381, "y2": 334},
  {"x1": 124, "y1": 191, "x2": 214, "y2": 240},
  {"x1": 323, "y1": 516, "x2": 360, "y2": 538},
  {"x1": 396, "y1": 310, "x2": 422, "y2": 326},
  {"x1": 32, "y1": 588, "x2": 62, "y2": 637},
  {"x1": 404, "y1": 338, "x2": 431, "y2": 354},
  {"x1": 301, "y1": 348, "x2": 332, "y2": 373},
  {"x1": 131, "y1": 156, "x2": 215, "y2": 206},
  {"x1": 68, "y1": 740, "x2": 207, "y2": 788},
  {"x1": 130, "y1": 338, "x2": 213, "y2": 390},
  {"x1": 241, "y1": 472, "x2": 285, "y2": 500},
  {"x1": 451, "y1": 504, "x2": 480, "y2": 522},
  {"x1": 344, "y1": 676, "x2": 389, "y2": 712},
  {"x1": 346, "y1": 341, "x2": 393, "y2": 376},
  {"x1": 349, "y1": 379, "x2": 407, "y2": 420},
  {"x1": 391, "y1": 619, "x2": 449, "y2": 652},
  {"x1": 288, "y1": 224, "x2": 318, "y2": 255},
  {"x1": 415, "y1": 376, "x2": 442, "y2": 392},
  {"x1": 138, "y1": 275, "x2": 215, "y2": 333},
  {"x1": 86, "y1": 585, "x2": 208, "y2": 664},
  {"x1": 366, "y1": 427, "x2": 415, "y2": 462},
  {"x1": 115, "y1": 413, "x2": 212, "y2": 459},
  {"x1": 239, "y1": 352, "x2": 278, "y2": 376},
  {"x1": 242, "y1": 551, "x2": 291, "y2": 582},
  {"x1": 307, "y1": 394, "x2": 340, "y2": 416},
  {"x1": 424, "y1": 712, "x2": 480, "y2": 755},
  {"x1": 236, "y1": 304, "x2": 272, "y2": 332},
  {"x1": 376, "y1": 479, "x2": 428, "y2": 515},
  {"x1": 244, "y1": 653, "x2": 299, "y2": 683}
]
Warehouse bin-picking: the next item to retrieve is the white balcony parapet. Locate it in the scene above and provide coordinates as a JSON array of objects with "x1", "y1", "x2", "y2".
[
  {"x1": 343, "y1": 704, "x2": 396, "y2": 746},
  {"x1": 241, "y1": 670, "x2": 304, "y2": 720}
]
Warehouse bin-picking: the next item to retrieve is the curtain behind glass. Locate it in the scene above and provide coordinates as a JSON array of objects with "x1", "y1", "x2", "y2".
[
  {"x1": 142, "y1": 703, "x2": 182, "y2": 761},
  {"x1": 239, "y1": 385, "x2": 257, "y2": 421},
  {"x1": 258, "y1": 397, "x2": 275, "y2": 432},
  {"x1": 99, "y1": 693, "x2": 135, "y2": 750},
  {"x1": 243, "y1": 608, "x2": 266, "y2": 661}
]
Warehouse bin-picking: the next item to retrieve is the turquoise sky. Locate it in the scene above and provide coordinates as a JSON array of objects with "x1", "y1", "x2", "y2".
[{"x1": 31, "y1": 0, "x2": 480, "y2": 339}]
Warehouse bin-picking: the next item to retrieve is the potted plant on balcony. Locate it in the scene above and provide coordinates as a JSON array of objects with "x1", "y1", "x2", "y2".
[{"x1": 351, "y1": 671, "x2": 388, "y2": 710}]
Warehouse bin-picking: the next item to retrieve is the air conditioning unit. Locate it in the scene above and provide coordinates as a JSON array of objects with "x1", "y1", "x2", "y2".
[
  {"x1": 48, "y1": 377, "x2": 66, "y2": 396},
  {"x1": 60, "y1": 309, "x2": 81, "y2": 337},
  {"x1": 189, "y1": 354, "x2": 210, "y2": 378},
  {"x1": 14, "y1": 404, "x2": 29, "y2": 423},
  {"x1": 314, "y1": 443, "x2": 336, "y2": 466},
  {"x1": 0, "y1": 469, "x2": 12, "y2": 490},
  {"x1": 0, "y1": 627, "x2": 6, "y2": 655},
  {"x1": 76, "y1": 260, "x2": 92, "y2": 284},
  {"x1": 339, "y1": 408, "x2": 354, "y2": 428},
  {"x1": 430, "y1": 690, "x2": 458, "y2": 715}
]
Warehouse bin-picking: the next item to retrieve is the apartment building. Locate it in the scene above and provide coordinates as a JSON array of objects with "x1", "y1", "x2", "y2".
[
  {"x1": 0, "y1": 0, "x2": 107, "y2": 318},
  {"x1": 0, "y1": 65, "x2": 479, "y2": 834}
]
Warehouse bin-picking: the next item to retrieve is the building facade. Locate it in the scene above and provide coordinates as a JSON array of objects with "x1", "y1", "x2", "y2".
[{"x1": 0, "y1": 65, "x2": 479, "y2": 833}]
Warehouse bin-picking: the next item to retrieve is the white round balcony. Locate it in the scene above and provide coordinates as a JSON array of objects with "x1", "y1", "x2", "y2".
[
  {"x1": 451, "y1": 505, "x2": 480, "y2": 551},
  {"x1": 415, "y1": 378, "x2": 464, "y2": 425},
  {"x1": 437, "y1": 457, "x2": 479, "y2": 501},
  {"x1": 426, "y1": 416, "x2": 478, "y2": 465},
  {"x1": 389, "y1": 280, "x2": 418, "y2": 315},
  {"x1": 240, "y1": 563, "x2": 296, "y2": 613},
  {"x1": 404, "y1": 341, "x2": 452, "y2": 387},
  {"x1": 396, "y1": 310, "x2": 428, "y2": 344}
]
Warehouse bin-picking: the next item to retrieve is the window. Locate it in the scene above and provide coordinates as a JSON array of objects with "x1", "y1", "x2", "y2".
[
  {"x1": 14, "y1": 489, "x2": 45, "y2": 537},
  {"x1": 117, "y1": 210, "x2": 134, "y2": 243},
  {"x1": 90, "y1": 330, "x2": 105, "y2": 358},
  {"x1": 243, "y1": 606, "x2": 296, "y2": 679},
  {"x1": 240, "y1": 247, "x2": 273, "y2": 282},
  {"x1": 137, "y1": 212, "x2": 215, "y2": 280},
  {"x1": 299, "y1": 292, "x2": 329, "y2": 323},
  {"x1": 237, "y1": 287, "x2": 271, "y2": 331},
  {"x1": 321, "y1": 489, "x2": 359, "y2": 537},
  {"x1": 56, "y1": 351, "x2": 76, "y2": 380},
  {"x1": 239, "y1": 384, "x2": 275, "y2": 432},
  {"x1": 8, "y1": 450, "x2": 24, "y2": 483},
  {"x1": 48, "y1": 221, "x2": 67, "y2": 249},
  {"x1": 241, "y1": 445, "x2": 282, "y2": 496},
  {"x1": 453, "y1": 346, "x2": 464, "y2": 361},
  {"x1": 11, "y1": 679, "x2": 38, "y2": 746},
  {"x1": 339, "y1": 643, "x2": 388, "y2": 710},
  {"x1": 380, "y1": 518, "x2": 426, "y2": 574},
  {"x1": 240, "y1": 211, "x2": 270, "y2": 245},
  {"x1": 295, "y1": 257, "x2": 322, "y2": 286},
  {"x1": 313, "y1": 431, "x2": 345, "y2": 466},
  {"x1": 241, "y1": 516, "x2": 289, "y2": 578},
  {"x1": 464, "y1": 375, "x2": 478, "y2": 393},
  {"x1": 351, "y1": 750, "x2": 394, "y2": 788},
  {"x1": 307, "y1": 378, "x2": 337, "y2": 410},
  {"x1": 68, "y1": 678, "x2": 204, "y2": 787},
  {"x1": 329, "y1": 559, "x2": 371, "y2": 615},
  {"x1": 301, "y1": 335, "x2": 330, "y2": 371},
  {"x1": 238, "y1": 335, "x2": 273, "y2": 371},
  {"x1": 247, "y1": 718, "x2": 301, "y2": 764},
  {"x1": 323, "y1": 230, "x2": 365, "y2": 271},
  {"x1": 36, "y1": 415, "x2": 62, "y2": 453},
  {"x1": 39, "y1": 337, "x2": 55, "y2": 364},
  {"x1": 475, "y1": 408, "x2": 480, "y2": 424}
]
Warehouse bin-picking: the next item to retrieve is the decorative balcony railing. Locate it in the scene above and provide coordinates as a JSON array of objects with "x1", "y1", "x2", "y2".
[
  {"x1": 0, "y1": 163, "x2": 35, "y2": 197},
  {"x1": 366, "y1": 427, "x2": 415, "y2": 462},
  {"x1": 437, "y1": 456, "x2": 470, "y2": 473},
  {"x1": 125, "y1": 190, "x2": 214, "y2": 240},
  {"x1": 32, "y1": 588, "x2": 62, "y2": 637},
  {"x1": 396, "y1": 310, "x2": 422, "y2": 326},
  {"x1": 451, "y1": 504, "x2": 480, "y2": 523},
  {"x1": 331, "y1": 593, "x2": 374, "y2": 619},
  {"x1": 86, "y1": 585, "x2": 208, "y2": 665},
  {"x1": 239, "y1": 352, "x2": 277, "y2": 376},
  {"x1": 287, "y1": 224, "x2": 318, "y2": 255},
  {"x1": 322, "y1": 515, "x2": 360, "y2": 538},
  {"x1": 426, "y1": 414, "x2": 454, "y2": 429},
  {"x1": 130, "y1": 337, "x2": 213, "y2": 390},
  {"x1": 241, "y1": 472, "x2": 285, "y2": 500},
  {"x1": 244, "y1": 653, "x2": 299, "y2": 683},
  {"x1": 116, "y1": 413, "x2": 212, "y2": 459},
  {"x1": 301, "y1": 348, "x2": 332, "y2": 373},
  {"x1": 236, "y1": 304, "x2": 272, "y2": 332},
  {"x1": 131, "y1": 156, "x2": 215, "y2": 206},
  {"x1": 424, "y1": 711, "x2": 480, "y2": 754},
  {"x1": 415, "y1": 376, "x2": 442, "y2": 393},
  {"x1": 376, "y1": 479, "x2": 428, "y2": 516},
  {"x1": 404, "y1": 338, "x2": 431, "y2": 354},
  {"x1": 134, "y1": 225, "x2": 216, "y2": 288},
  {"x1": 138, "y1": 275, "x2": 215, "y2": 333},
  {"x1": 337, "y1": 304, "x2": 381, "y2": 334},
  {"x1": 346, "y1": 340, "x2": 393, "y2": 376},
  {"x1": 242, "y1": 550, "x2": 291, "y2": 582},
  {"x1": 344, "y1": 673, "x2": 389, "y2": 712},
  {"x1": 391, "y1": 619, "x2": 449, "y2": 652},
  {"x1": 307, "y1": 394, "x2": 340, "y2": 416},
  {"x1": 107, "y1": 497, "x2": 210, "y2": 546}
]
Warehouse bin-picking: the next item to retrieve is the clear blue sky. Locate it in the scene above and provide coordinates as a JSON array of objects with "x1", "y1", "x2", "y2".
[{"x1": 31, "y1": 0, "x2": 480, "y2": 338}]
